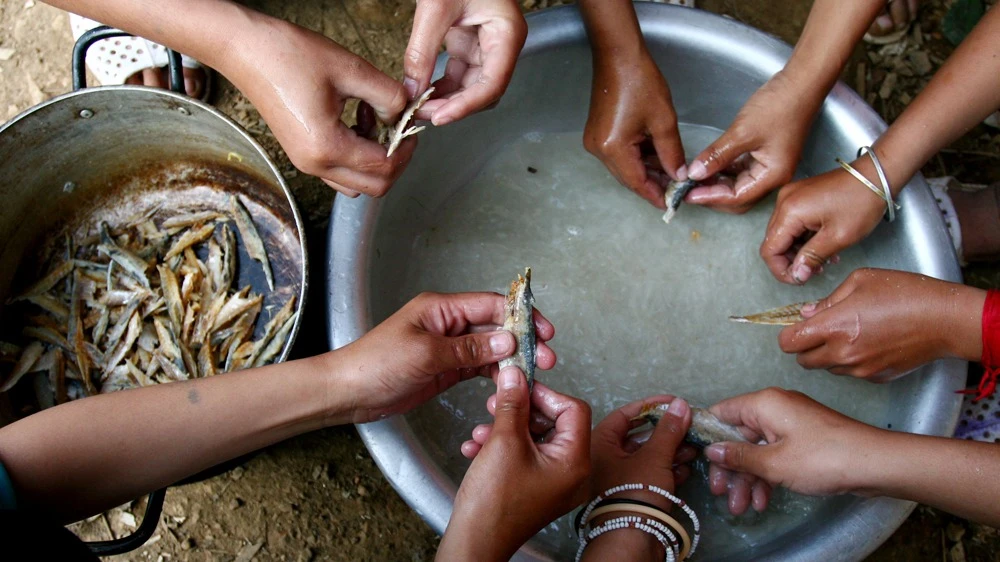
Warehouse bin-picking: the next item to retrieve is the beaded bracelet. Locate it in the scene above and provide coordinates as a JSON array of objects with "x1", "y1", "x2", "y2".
[
  {"x1": 574, "y1": 515, "x2": 676, "y2": 562},
  {"x1": 576, "y1": 483, "x2": 701, "y2": 559},
  {"x1": 585, "y1": 504, "x2": 690, "y2": 558}
]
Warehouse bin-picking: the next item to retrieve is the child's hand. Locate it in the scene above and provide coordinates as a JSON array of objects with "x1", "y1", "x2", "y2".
[
  {"x1": 778, "y1": 268, "x2": 985, "y2": 381},
  {"x1": 584, "y1": 54, "x2": 686, "y2": 209},
  {"x1": 339, "y1": 292, "x2": 556, "y2": 423},
  {"x1": 759, "y1": 166, "x2": 887, "y2": 284},
  {"x1": 404, "y1": 0, "x2": 527, "y2": 126},
  {"x1": 438, "y1": 368, "x2": 591, "y2": 562},
  {"x1": 231, "y1": 19, "x2": 414, "y2": 198},
  {"x1": 590, "y1": 397, "x2": 697, "y2": 508},
  {"x1": 703, "y1": 388, "x2": 883, "y2": 515},
  {"x1": 685, "y1": 71, "x2": 815, "y2": 214}
]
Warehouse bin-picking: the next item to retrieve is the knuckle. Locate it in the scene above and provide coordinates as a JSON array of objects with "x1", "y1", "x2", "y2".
[{"x1": 451, "y1": 337, "x2": 481, "y2": 365}]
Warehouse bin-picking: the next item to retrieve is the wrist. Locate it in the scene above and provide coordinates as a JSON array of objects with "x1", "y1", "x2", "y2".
[
  {"x1": 309, "y1": 350, "x2": 360, "y2": 427},
  {"x1": 942, "y1": 285, "x2": 987, "y2": 361},
  {"x1": 583, "y1": 527, "x2": 664, "y2": 562}
]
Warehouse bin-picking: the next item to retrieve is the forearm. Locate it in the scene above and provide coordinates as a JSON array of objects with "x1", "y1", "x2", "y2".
[
  {"x1": 44, "y1": 0, "x2": 269, "y2": 82},
  {"x1": 855, "y1": 430, "x2": 1000, "y2": 527},
  {"x1": 781, "y1": 0, "x2": 887, "y2": 111},
  {"x1": 873, "y1": 6, "x2": 1000, "y2": 193},
  {"x1": 579, "y1": 0, "x2": 647, "y2": 64},
  {"x1": 941, "y1": 285, "x2": 986, "y2": 361},
  {"x1": 0, "y1": 352, "x2": 352, "y2": 522}
]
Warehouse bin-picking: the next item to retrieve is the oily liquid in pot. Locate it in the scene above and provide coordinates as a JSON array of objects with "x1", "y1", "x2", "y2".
[{"x1": 374, "y1": 125, "x2": 894, "y2": 560}]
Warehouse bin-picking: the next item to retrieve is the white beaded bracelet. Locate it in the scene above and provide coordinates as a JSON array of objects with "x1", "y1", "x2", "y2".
[
  {"x1": 574, "y1": 515, "x2": 675, "y2": 562},
  {"x1": 576, "y1": 483, "x2": 701, "y2": 559}
]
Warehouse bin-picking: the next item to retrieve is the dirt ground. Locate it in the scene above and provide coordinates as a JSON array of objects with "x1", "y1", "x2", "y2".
[{"x1": 2, "y1": 0, "x2": 999, "y2": 560}]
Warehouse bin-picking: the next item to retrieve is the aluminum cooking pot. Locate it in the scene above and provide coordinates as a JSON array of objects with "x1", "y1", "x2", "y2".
[
  {"x1": 328, "y1": 4, "x2": 963, "y2": 561},
  {"x1": 0, "y1": 27, "x2": 307, "y2": 556}
]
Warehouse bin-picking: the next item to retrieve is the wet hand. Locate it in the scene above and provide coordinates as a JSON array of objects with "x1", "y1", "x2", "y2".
[
  {"x1": 584, "y1": 54, "x2": 686, "y2": 209},
  {"x1": 686, "y1": 71, "x2": 815, "y2": 214},
  {"x1": 231, "y1": 19, "x2": 414, "y2": 198},
  {"x1": 704, "y1": 388, "x2": 881, "y2": 515},
  {"x1": 340, "y1": 292, "x2": 556, "y2": 423},
  {"x1": 439, "y1": 368, "x2": 591, "y2": 562},
  {"x1": 760, "y1": 165, "x2": 887, "y2": 284},
  {"x1": 590, "y1": 397, "x2": 697, "y2": 509},
  {"x1": 778, "y1": 268, "x2": 985, "y2": 381},
  {"x1": 404, "y1": 0, "x2": 527, "y2": 126}
]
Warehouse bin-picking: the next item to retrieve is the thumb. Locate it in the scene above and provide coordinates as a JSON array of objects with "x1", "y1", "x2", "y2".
[
  {"x1": 645, "y1": 398, "x2": 692, "y2": 460},
  {"x1": 788, "y1": 230, "x2": 842, "y2": 285},
  {"x1": 493, "y1": 366, "x2": 531, "y2": 436},
  {"x1": 404, "y1": 1, "x2": 456, "y2": 99},
  {"x1": 704, "y1": 441, "x2": 771, "y2": 479},
  {"x1": 688, "y1": 129, "x2": 753, "y2": 181},
  {"x1": 431, "y1": 330, "x2": 515, "y2": 372}
]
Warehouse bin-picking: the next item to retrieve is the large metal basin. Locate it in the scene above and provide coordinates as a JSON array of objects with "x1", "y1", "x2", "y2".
[{"x1": 328, "y1": 5, "x2": 963, "y2": 560}]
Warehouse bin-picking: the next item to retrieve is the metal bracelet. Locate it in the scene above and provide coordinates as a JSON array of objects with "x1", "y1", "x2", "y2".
[
  {"x1": 835, "y1": 157, "x2": 901, "y2": 222},
  {"x1": 857, "y1": 145, "x2": 896, "y2": 222}
]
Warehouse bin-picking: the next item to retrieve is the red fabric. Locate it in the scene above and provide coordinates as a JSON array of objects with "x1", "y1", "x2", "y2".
[{"x1": 962, "y1": 289, "x2": 1000, "y2": 401}]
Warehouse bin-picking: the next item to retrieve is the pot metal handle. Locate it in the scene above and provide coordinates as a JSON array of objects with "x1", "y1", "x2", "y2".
[{"x1": 72, "y1": 25, "x2": 185, "y2": 94}]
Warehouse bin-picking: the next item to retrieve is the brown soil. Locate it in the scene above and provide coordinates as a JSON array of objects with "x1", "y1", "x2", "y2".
[{"x1": 1, "y1": 0, "x2": 998, "y2": 561}]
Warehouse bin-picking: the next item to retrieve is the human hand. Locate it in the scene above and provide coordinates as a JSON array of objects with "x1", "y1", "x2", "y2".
[
  {"x1": 584, "y1": 52, "x2": 686, "y2": 209},
  {"x1": 703, "y1": 388, "x2": 883, "y2": 515},
  {"x1": 760, "y1": 163, "x2": 888, "y2": 285},
  {"x1": 590, "y1": 396, "x2": 697, "y2": 509},
  {"x1": 685, "y1": 71, "x2": 817, "y2": 214},
  {"x1": 404, "y1": 0, "x2": 527, "y2": 126},
  {"x1": 339, "y1": 292, "x2": 556, "y2": 423},
  {"x1": 438, "y1": 368, "x2": 591, "y2": 562},
  {"x1": 230, "y1": 18, "x2": 414, "y2": 198},
  {"x1": 778, "y1": 268, "x2": 985, "y2": 381}
]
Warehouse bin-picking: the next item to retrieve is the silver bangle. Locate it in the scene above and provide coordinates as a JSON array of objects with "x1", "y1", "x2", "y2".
[{"x1": 857, "y1": 145, "x2": 896, "y2": 222}]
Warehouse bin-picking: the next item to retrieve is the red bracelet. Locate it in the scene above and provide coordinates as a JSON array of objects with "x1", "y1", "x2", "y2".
[{"x1": 961, "y1": 289, "x2": 1000, "y2": 401}]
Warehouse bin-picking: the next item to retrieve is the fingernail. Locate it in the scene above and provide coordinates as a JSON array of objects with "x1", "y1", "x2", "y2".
[
  {"x1": 184, "y1": 77, "x2": 201, "y2": 97},
  {"x1": 791, "y1": 262, "x2": 812, "y2": 284},
  {"x1": 688, "y1": 160, "x2": 708, "y2": 180},
  {"x1": 801, "y1": 301, "x2": 817, "y2": 314},
  {"x1": 676, "y1": 165, "x2": 689, "y2": 181},
  {"x1": 432, "y1": 111, "x2": 454, "y2": 127},
  {"x1": 499, "y1": 366, "x2": 522, "y2": 390},
  {"x1": 403, "y1": 77, "x2": 419, "y2": 99},
  {"x1": 875, "y1": 14, "x2": 893, "y2": 32},
  {"x1": 489, "y1": 331, "x2": 514, "y2": 355},
  {"x1": 666, "y1": 397, "x2": 689, "y2": 418},
  {"x1": 705, "y1": 444, "x2": 725, "y2": 463}
]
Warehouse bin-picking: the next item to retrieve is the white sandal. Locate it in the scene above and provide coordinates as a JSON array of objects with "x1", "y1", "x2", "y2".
[{"x1": 69, "y1": 14, "x2": 211, "y2": 100}]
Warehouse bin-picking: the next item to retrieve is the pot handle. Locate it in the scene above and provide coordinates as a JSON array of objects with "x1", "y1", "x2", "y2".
[
  {"x1": 82, "y1": 487, "x2": 167, "y2": 556},
  {"x1": 72, "y1": 25, "x2": 185, "y2": 94}
]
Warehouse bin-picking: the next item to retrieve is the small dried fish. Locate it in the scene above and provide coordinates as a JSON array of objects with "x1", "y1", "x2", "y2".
[
  {"x1": 248, "y1": 297, "x2": 296, "y2": 367},
  {"x1": 103, "y1": 312, "x2": 140, "y2": 376},
  {"x1": 729, "y1": 301, "x2": 818, "y2": 326},
  {"x1": 213, "y1": 288, "x2": 262, "y2": 331},
  {"x1": 163, "y1": 223, "x2": 215, "y2": 260},
  {"x1": 22, "y1": 326, "x2": 70, "y2": 352},
  {"x1": 385, "y1": 87, "x2": 434, "y2": 157},
  {"x1": 155, "y1": 352, "x2": 188, "y2": 381},
  {"x1": 92, "y1": 307, "x2": 111, "y2": 345},
  {"x1": 0, "y1": 341, "x2": 44, "y2": 391},
  {"x1": 197, "y1": 339, "x2": 217, "y2": 378},
  {"x1": 10, "y1": 261, "x2": 74, "y2": 301},
  {"x1": 229, "y1": 195, "x2": 274, "y2": 291},
  {"x1": 158, "y1": 265, "x2": 184, "y2": 332},
  {"x1": 662, "y1": 178, "x2": 697, "y2": 225},
  {"x1": 498, "y1": 268, "x2": 536, "y2": 390},
  {"x1": 98, "y1": 222, "x2": 150, "y2": 288},
  {"x1": 20, "y1": 293, "x2": 70, "y2": 322},
  {"x1": 161, "y1": 211, "x2": 222, "y2": 229},
  {"x1": 252, "y1": 311, "x2": 298, "y2": 369},
  {"x1": 633, "y1": 402, "x2": 749, "y2": 448}
]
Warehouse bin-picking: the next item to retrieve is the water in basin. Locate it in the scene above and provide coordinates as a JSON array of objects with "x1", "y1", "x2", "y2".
[{"x1": 371, "y1": 124, "x2": 895, "y2": 560}]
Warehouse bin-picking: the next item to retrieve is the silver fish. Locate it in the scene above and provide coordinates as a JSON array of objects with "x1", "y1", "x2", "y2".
[
  {"x1": 229, "y1": 195, "x2": 274, "y2": 291},
  {"x1": 98, "y1": 222, "x2": 150, "y2": 288},
  {"x1": 385, "y1": 87, "x2": 434, "y2": 157},
  {"x1": 662, "y1": 178, "x2": 697, "y2": 225},
  {"x1": 729, "y1": 301, "x2": 818, "y2": 326},
  {"x1": 498, "y1": 268, "x2": 536, "y2": 390},
  {"x1": 634, "y1": 402, "x2": 748, "y2": 448}
]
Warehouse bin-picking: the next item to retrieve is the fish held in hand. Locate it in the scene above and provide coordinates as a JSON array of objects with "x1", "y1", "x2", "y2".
[
  {"x1": 498, "y1": 268, "x2": 536, "y2": 391},
  {"x1": 633, "y1": 402, "x2": 748, "y2": 448},
  {"x1": 729, "y1": 301, "x2": 818, "y2": 326},
  {"x1": 385, "y1": 87, "x2": 434, "y2": 158},
  {"x1": 662, "y1": 178, "x2": 697, "y2": 225}
]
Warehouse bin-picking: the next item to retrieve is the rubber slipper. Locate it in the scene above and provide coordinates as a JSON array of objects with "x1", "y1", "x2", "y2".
[{"x1": 69, "y1": 13, "x2": 212, "y2": 101}]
